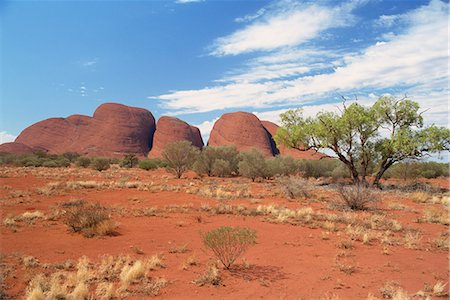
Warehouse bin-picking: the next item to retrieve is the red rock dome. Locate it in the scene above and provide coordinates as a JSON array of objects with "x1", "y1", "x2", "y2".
[
  {"x1": 14, "y1": 103, "x2": 156, "y2": 158},
  {"x1": 148, "y1": 116, "x2": 204, "y2": 158},
  {"x1": 208, "y1": 112, "x2": 275, "y2": 156},
  {"x1": 0, "y1": 142, "x2": 35, "y2": 155}
]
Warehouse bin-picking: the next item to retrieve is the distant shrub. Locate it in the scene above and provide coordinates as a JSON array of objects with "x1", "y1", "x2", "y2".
[
  {"x1": 383, "y1": 161, "x2": 449, "y2": 179},
  {"x1": 211, "y1": 159, "x2": 232, "y2": 177},
  {"x1": 331, "y1": 164, "x2": 351, "y2": 179},
  {"x1": 238, "y1": 148, "x2": 267, "y2": 181},
  {"x1": 265, "y1": 155, "x2": 299, "y2": 178},
  {"x1": 202, "y1": 226, "x2": 257, "y2": 269},
  {"x1": 0, "y1": 152, "x2": 16, "y2": 165},
  {"x1": 338, "y1": 184, "x2": 381, "y2": 210},
  {"x1": 278, "y1": 177, "x2": 310, "y2": 199},
  {"x1": 162, "y1": 141, "x2": 199, "y2": 178},
  {"x1": 120, "y1": 154, "x2": 139, "y2": 168},
  {"x1": 62, "y1": 152, "x2": 80, "y2": 162},
  {"x1": 194, "y1": 146, "x2": 240, "y2": 177},
  {"x1": 91, "y1": 158, "x2": 111, "y2": 171},
  {"x1": 138, "y1": 158, "x2": 166, "y2": 170},
  {"x1": 76, "y1": 156, "x2": 91, "y2": 168},
  {"x1": 298, "y1": 159, "x2": 341, "y2": 178},
  {"x1": 63, "y1": 201, "x2": 117, "y2": 238}
]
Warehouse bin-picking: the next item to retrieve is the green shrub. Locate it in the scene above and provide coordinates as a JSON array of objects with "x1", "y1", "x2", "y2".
[
  {"x1": 202, "y1": 226, "x2": 257, "y2": 269},
  {"x1": 91, "y1": 158, "x2": 111, "y2": 171},
  {"x1": 238, "y1": 148, "x2": 267, "y2": 181},
  {"x1": 138, "y1": 158, "x2": 167, "y2": 170},
  {"x1": 76, "y1": 156, "x2": 91, "y2": 168},
  {"x1": 331, "y1": 164, "x2": 351, "y2": 179},
  {"x1": 298, "y1": 159, "x2": 341, "y2": 178},
  {"x1": 194, "y1": 146, "x2": 240, "y2": 177},
  {"x1": 162, "y1": 141, "x2": 199, "y2": 178},
  {"x1": 383, "y1": 161, "x2": 449, "y2": 179},
  {"x1": 265, "y1": 155, "x2": 299, "y2": 178},
  {"x1": 62, "y1": 152, "x2": 80, "y2": 162},
  {"x1": 120, "y1": 154, "x2": 139, "y2": 168},
  {"x1": 63, "y1": 201, "x2": 117, "y2": 238},
  {"x1": 211, "y1": 159, "x2": 232, "y2": 177}
]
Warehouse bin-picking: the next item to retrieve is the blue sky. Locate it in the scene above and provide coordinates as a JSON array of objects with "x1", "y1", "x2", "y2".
[{"x1": 0, "y1": 0, "x2": 448, "y2": 146}]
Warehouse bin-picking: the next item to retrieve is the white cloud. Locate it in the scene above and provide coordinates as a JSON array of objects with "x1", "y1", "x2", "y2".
[
  {"x1": 81, "y1": 59, "x2": 98, "y2": 67},
  {"x1": 193, "y1": 117, "x2": 219, "y2": 143},
  {"x1": 156, "y1": 0, "x2": 449, "y2": 127},
  {"x1": 210, "y1": 2, "x2": 354, "y2": 56},
  {"x1": 0, "y1": 131, "x2": 17, "y2": 144},
  {"x1": 235, "y1": 8, "x2": 266, "y2": 23}
]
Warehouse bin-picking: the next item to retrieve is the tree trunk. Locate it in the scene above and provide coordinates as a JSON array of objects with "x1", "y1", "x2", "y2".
[{"x1": 373, "y1": 161, "x2": 394, "y2": 188}]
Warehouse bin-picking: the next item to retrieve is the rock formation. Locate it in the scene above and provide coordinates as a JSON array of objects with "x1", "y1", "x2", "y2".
[
  {"x1": 0, "y1": 142, "x2": 35, "y2": 155},
  {"x1": 208, "y1": 112, "x2": 275, "y2": 156},
  {"x1": 14, "y1": 103, "x2": 156, "y2": 157},
  {"x1": 261, "y1": 120, "x2": 326, "y2": 160},
  {"x1": 148, "y1": 116, "x2": 204, "y2": 158}
]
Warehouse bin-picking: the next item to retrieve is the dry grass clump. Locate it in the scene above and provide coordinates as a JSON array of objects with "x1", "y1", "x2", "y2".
[
  {"x1": 380, "y1": 281, "x2": 403, "y2": 299},
  {"x1": 147, "y1": 254, "x2": 165, "y2": 270},
  {"x1": 22, "y1": 256, "x2": 40, "y2": 268},
  {"x1": 410, "y1": 191, "x2": 430, "y2": 203},
  {"x1": 120, "y1": 260, "x2": 146, "y2": 285},
  {"x1": 387, "y1": 202, "x2": 413, "y2": 211},
  {"x1": 36, "y1": 181, "x2": 66, "y2": 195},
  {"x1": 421, "y1": 207, "x2": 449, "y2": 225},
  {"x1": 337, "y1": 184, "x2": 381, "y2": 210},
  {"x1": 193, "y1": 263, "x2": 221, "y2": 286},
  {"x1": 277, "y1": 177, "x2": 310, "y2": 200},
  {"x1": 197, "y1": 182, "x2": 250, "y2": 199},
  {"x1": 334, "y1": 252, "x2": 356, "y2": 275},
  {"x1": 432, "y1": 231, "x2": 449, "y2": 250},
  {"x1": 66, "y1": 180, "x2": 100, "y2": 189},
  {"x1": 63, "y1": 201, "x2": 118, "y2": 238},
  {"x1": 24, "y1": 255, "x2": 168, "y2": 300},
  {"x1": 403, "y1": 231, "x2": 422, "y2": 249},
  {"x1": 3, "y1": 211, "x2": 45, "y2": 229},
  {"x1": 410, "y1": 191, "x2": 450, "y2": 205},
  {"x1": 168, "y1": 244, "x2": 189, "y2": 254},
  {"x1": 181, "y1": 254, "x2": 198, "y2": 270}
]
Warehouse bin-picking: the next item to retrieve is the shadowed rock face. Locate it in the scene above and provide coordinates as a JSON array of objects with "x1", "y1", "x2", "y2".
[
  {"x1": 0, "y1": 142, "x2": 35, "y2": 155},
  {"x1": 208, "y1": 112, "x2": 275, "y2": 156},
  {"x1": 14, "y1": 103, "x2": 156, "y2": 157},
  {"x1": 261, "y1": 120, "x2": 326, "y2": 160},
  {"x1": 148, "y1": 116, "x2": 204, "y2": 158}
]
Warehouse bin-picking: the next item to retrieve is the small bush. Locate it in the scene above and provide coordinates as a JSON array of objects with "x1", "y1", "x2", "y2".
[
  {"x1": 75, "y1": 156, "x2": 91, "y2": 168},
  {"x1": 91, "y1": 157, "x2": 110, "y2": 171},
  {"x1": 238, "y1": 148, "x2": 267, "y2": 181},
  {"x1": 211, "y1": 159, "x2": 232, "y2": 177},
  {"x1": 120, "y1": 154, "x2": 139, "y2": 168},
  {"x1": 202, "y1": 226, "x2": 257, "y2": 269},
  {"x1": 279, "y1": 177, "x2": 309, "y2": 199},
  {"x1": 63, "y1": 201, "x2": 117, "y2": 237},
  {"x1": 138, "y1": 158, "x2": 167, "y2": 170},
  {"x1": 298, "y1": 159, "x2": 342, "y2": 178},
  {"x1": 193, "y1": 146, "x2": 240, "y2": 177},
  {"x1": 62, "y1": 152, "x2": 80, "y2": 162},
  {"x1": 162, "y1": 141, "x2": 199, "y2": 178},
  {"x1": 338, "y1": 184, "x2": 380, "y2": 210}
]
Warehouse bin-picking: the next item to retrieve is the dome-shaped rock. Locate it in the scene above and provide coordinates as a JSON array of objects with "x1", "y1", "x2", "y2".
[
  {"x1": 148, "y1": 116, "x2": 204, "y2": 158},
  {"x1": 208, "y1": 112, "x2": 275, "y2": 156}
]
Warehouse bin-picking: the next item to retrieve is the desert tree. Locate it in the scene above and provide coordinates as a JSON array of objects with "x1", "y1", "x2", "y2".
[
  {"x1": 274, "y1": 96, "x2": 450, "y2": 187},
  {"x1": 162, "y1": 140, "x2": 199, "y2": 178}
]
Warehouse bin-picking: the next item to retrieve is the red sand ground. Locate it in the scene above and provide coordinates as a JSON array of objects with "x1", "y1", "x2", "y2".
[{"x1": 0, "y1": 167, "x2": 448, "y2": 299}]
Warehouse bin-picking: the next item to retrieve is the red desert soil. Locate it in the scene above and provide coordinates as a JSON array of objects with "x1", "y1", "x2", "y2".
[{"x1": 0, "y1": 167, "x2": 448, "y2": 299}]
